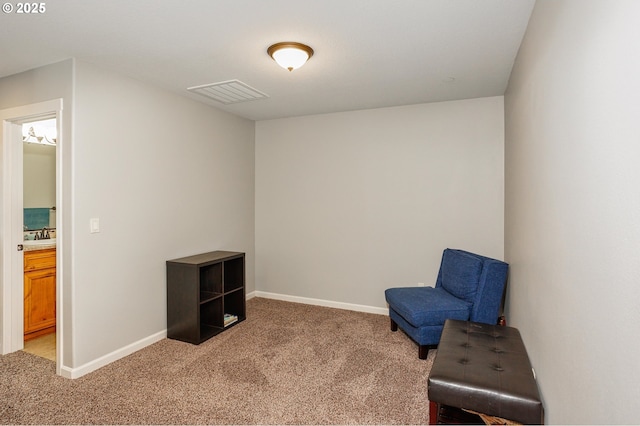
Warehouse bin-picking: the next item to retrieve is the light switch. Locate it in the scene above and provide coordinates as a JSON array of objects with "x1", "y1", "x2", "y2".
[{"x1": 90, "y1": 218, "x2": 100, "y2": 233}]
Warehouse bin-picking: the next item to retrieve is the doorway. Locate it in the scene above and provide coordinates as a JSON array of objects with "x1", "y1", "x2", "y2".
[
  {"x1": 21, "y1": 117, "x2": 57, "y2": 361},
  {"x1": 0, "y1": 99, "x2": 63, "y2": 376}
]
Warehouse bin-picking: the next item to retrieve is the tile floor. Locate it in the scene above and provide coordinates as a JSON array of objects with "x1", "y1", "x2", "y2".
[{"x1": 23, "y1": 332, "x2": 56, "y2": 361}]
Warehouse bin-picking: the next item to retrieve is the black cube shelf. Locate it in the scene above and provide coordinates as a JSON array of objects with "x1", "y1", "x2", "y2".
[{"x1": 166, "y1": 250, "x2": 245, "y2": 344}]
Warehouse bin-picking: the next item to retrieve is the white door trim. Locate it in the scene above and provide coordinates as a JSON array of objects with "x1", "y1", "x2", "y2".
[{"x1": 0, "y1": 99, "x2": 64, "y2": 376}]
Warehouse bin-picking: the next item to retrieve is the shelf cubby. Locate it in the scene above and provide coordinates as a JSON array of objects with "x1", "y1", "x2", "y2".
[{"x1": 223, "y1": 256, "x2": 244, "y2": 292}]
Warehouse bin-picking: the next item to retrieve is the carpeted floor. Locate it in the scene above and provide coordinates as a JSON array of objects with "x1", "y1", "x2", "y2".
[{"x1": 0, "y1": 297, "x2": 435, "y2": 425}]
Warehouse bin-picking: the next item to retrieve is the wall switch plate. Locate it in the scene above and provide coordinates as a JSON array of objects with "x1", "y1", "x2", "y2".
[{"x1": 90, "y1": 218, "x2": 100, "y2": 233}]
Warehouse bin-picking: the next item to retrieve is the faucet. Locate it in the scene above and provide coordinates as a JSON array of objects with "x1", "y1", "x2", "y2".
[{"x1": 34, "y1": 227, "x2": 49, "y2": 240}]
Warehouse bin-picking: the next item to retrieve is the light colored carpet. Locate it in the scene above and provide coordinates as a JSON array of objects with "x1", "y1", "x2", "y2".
[{"x1": 0, "y1": 297, "x2": 435, "y2": 424}]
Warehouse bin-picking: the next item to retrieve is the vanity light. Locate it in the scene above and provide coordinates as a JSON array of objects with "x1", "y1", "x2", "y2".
[
  {"x1": 22, "y1": 119, "x2": 57, "y2": 145},
  {"x1": 267, "y1": 42, "x2": 314, "y2": 72}
]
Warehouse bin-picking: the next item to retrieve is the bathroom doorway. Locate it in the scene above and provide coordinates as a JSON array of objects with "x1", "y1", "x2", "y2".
[
  {"x1": 21, "y1": 117, "x2": 57, "y2": 361},
  {"x1": 0, "y1": 99, "x2": 63, "y2": 376}
]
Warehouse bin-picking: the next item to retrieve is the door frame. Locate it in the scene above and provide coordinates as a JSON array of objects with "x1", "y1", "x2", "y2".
[{"x1": 0, "y1": 99, "x2": 64, "y2": 375}]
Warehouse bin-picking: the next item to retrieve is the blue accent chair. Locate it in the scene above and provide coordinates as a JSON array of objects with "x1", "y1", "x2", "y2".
[{"x1": 384, "y1": 248, "x2": 508, "y2": 359}]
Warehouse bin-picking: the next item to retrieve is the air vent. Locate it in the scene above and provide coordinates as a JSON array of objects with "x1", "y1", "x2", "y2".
[{"x1": 187, "y1": 80, "x2": 269, "y2": 104}]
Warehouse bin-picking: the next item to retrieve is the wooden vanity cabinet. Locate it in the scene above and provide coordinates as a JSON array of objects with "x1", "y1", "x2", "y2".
[{"x1": 24, "y1": 248, "x2": 56, "y2": 340}]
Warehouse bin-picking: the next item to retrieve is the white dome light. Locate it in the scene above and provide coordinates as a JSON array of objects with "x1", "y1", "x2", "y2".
[{"x1": 268, "y1": 42, "x2": 314, "y2": 72}]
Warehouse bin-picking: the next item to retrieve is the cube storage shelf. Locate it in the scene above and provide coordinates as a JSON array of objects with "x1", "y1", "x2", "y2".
[{"x1": 166, "y1": 250, "x2": 245, "y2": 344}]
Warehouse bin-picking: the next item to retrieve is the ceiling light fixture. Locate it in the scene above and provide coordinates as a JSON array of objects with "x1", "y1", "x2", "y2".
[{"x1": 267, "y1": 42, "x2": 314, "y2": 72}]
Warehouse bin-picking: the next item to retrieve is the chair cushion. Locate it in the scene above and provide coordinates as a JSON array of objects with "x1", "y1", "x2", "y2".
[
  {"x1": 385, "y1": 287, "x2": 472, "y2": 327},
  {"x1": 440, "y1": 250, "x2": 483, "y2": 303}
]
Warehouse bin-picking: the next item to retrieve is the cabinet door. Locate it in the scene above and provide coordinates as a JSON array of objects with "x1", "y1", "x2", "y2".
[{"x1": 24, "y1": 267, "x2": 56, "y2": 335}]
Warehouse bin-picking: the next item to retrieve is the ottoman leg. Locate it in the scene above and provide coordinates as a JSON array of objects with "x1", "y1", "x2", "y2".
[
  {"x1": 429, "y1": 401, "x2": 439, "y2": 425},
  {"x1": 390, "y1": 318, "x2": 398, "y2": 331}
]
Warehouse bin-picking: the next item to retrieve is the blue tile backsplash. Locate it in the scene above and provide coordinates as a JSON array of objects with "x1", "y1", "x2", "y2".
[{"x1": 24, "y1": 208, "x2": 50, "y2": 230}]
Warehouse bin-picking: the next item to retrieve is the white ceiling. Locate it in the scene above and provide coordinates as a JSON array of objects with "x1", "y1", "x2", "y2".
[{"x1": 0, "y1": 0, "x2": 535, "y2": 121}]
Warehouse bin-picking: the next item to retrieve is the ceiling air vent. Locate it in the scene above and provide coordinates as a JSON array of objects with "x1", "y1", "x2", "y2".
[{"x1": 187, "y1": 80, "x2": 269, "y2": 104}]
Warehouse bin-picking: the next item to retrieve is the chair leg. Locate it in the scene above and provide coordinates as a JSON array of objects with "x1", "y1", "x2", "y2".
[
  {"x1": 389, "y1": 317, "x2": 434, "y2": 359},
  {"x1": 419, "y1": 344, "x2": 435, "y2": 360}
]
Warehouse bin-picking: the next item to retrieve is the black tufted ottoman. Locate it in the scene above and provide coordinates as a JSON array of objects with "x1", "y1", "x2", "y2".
[{"x1": 427, "y1": 319, "x2": 544, "y2": 424}]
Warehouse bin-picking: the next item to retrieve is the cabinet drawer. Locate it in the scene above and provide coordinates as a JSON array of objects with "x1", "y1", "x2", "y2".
[{"x1": 24, "y1": 248, "x2": 56, "y2": 271}]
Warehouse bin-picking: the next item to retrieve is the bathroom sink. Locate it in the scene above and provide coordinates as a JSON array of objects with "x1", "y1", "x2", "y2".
[{"x1": 23, "y1": 238, "x2": 56, "y2": 247}]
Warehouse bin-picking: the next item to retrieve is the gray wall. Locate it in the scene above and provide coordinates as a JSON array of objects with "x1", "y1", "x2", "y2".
[
  {"x1": 1, "y1": 60, "x2": 256, "y2": 374},
  {"x1": 72, "y1": 61, "x2": 255, "y2": 368},
  {"x1": 504, "y1": 1, "x2": 640, "y2": 423},
  {"x1": 256, "y1": 97, "x2": 505, "y2": 309}
]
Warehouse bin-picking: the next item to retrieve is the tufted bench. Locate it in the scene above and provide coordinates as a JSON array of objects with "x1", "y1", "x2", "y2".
[{"x1": 427, "y1": 319, "x2": 544, "y2": 424}]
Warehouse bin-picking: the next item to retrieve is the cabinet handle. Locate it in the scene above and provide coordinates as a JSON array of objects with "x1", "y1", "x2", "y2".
[{"x1": 17, "y1": 244, "x2": 23, "y2": 251}]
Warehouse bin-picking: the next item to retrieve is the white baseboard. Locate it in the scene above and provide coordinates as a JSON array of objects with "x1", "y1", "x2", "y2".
[
  {"x1": 60, "y1": 291, "x2": 385, "y2": 379},
  {"x1": 60, "y1": 329, "x2": 167, "y2": 379},
  {"x1": 251, "y1": 290, "x2": 388, "y2": 316}
]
